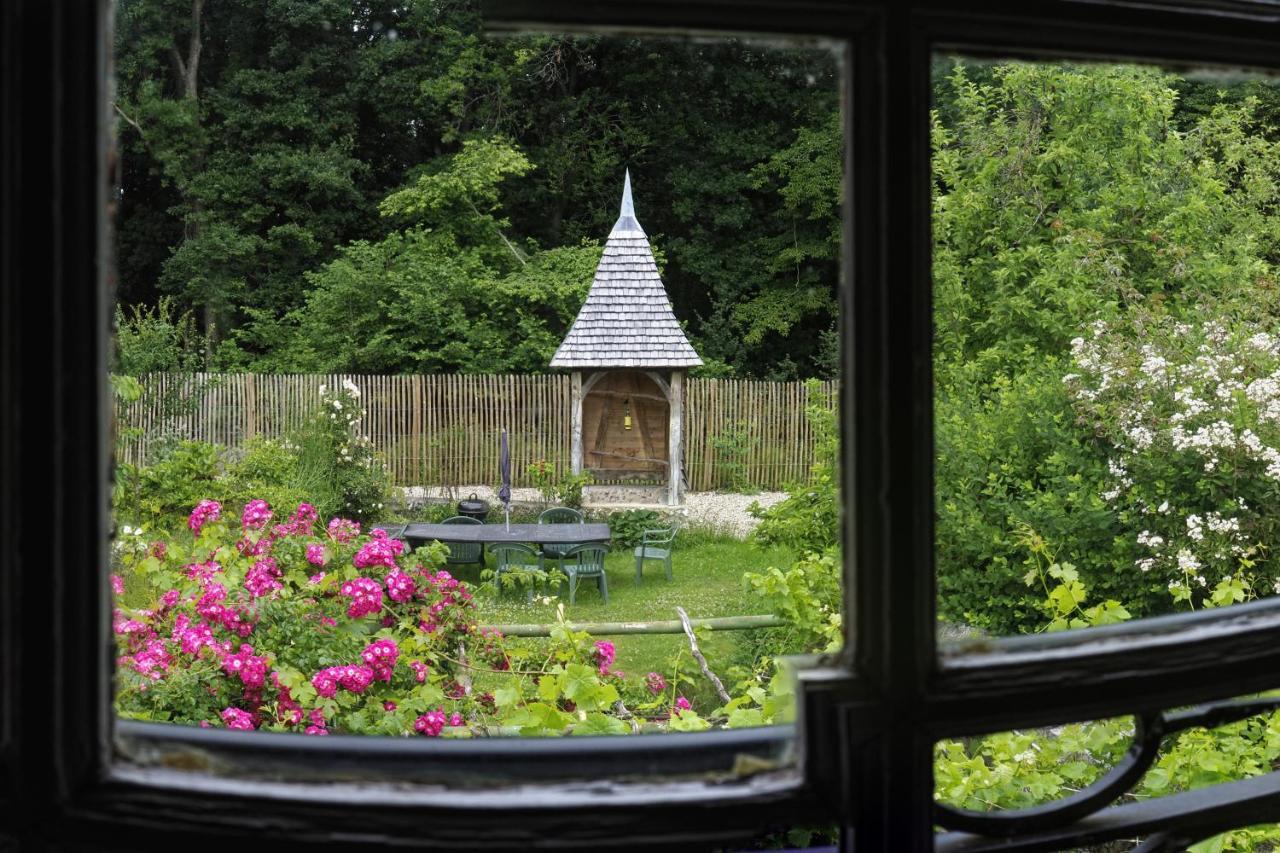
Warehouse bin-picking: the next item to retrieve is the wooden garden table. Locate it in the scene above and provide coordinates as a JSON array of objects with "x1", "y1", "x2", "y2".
[{"x1": 376, "y1": 522, "x2": 611, "y2": 550}]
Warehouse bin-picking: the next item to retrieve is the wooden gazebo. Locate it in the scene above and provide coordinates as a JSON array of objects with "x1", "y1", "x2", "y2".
[{"x1": 551, "y1": 171, "x2": 703, "y2": 506}]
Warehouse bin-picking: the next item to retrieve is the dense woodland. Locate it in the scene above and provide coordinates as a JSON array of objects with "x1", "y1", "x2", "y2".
[{"x1": 113, "y1": 0, "x2": 842, "y2": 379}]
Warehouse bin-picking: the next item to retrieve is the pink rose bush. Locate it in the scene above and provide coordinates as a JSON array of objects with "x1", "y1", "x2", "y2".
[
  {"x1": 110, "y1": 498, "x2": 728, "y2": 736},
  {"x1": 384, "y1": 569, "x2": 416, "y2": 603},
  {"x1": 222, "y1": 707, "x2": 255, "y2": 730}
]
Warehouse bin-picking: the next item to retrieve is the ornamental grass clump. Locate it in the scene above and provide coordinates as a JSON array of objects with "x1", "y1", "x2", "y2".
[{"x1": 111, "y1": 498, "x2": 784, "y2": 736}]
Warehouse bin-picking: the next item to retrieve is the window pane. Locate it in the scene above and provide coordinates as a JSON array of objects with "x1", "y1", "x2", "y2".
[
  {"x1": 934, "y1": 55, "x2": 1280, "y2": 640},
  {"x1": 935, "y1": 715, "x2": 1133, "y2": 812},
  {"x1": 108, "y1": 3, "x2": 845, "y2": 749},
  {"x1": 934, "y1": 697, "x2": 1280, "y2": 845}
]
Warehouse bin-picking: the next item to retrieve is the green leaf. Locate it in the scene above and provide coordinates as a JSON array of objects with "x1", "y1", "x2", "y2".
[
  {"x1": 727, "y1": 708, "x2": 766, "y2": 729},
  {"x1": 668, "y1": 710, "x2": 712, "y2": 732},
  {"x1": 494, "y1": 685, "x2": 521, "y2": 709},
  {"x1": 571, "y1": 713, "x2": 629, "y2": 736},
  {"x1": 536, "y1": 673, "x2": 561, "y2": 704},
  {"x1": 561, "y1": 663, "x2": 598, "y2": 705},
  {"x1": 1188, "y1": 834, "x2": 1228, "y2": 853},
  {"x1": 1048, "y1": 580, "x2": 1087, "y2": 616}
]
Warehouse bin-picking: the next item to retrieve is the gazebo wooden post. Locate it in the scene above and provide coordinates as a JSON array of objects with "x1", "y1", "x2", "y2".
[
  {"x1": 668, "y1": 370, "x2": 684, "y2": 506},
  {"x1": 570, "y1": 370, "x2": 584, "y2": 476}
]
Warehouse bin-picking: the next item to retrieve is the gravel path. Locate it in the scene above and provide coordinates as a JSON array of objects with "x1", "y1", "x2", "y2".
[
  {"x1": 399, "y1": 485, "x2": 786, "y2": 540},
  {"x1": 680, "y1": 490, "x2": 786, "y2": 538}
]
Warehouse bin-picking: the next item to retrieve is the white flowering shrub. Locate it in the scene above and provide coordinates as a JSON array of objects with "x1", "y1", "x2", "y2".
[
  {"x1": 1067, "y1": 314, "x2": 1280, "y2": 608},
  {"x1": 292, "y1": 380, "x2": 391, "y2": 523}
]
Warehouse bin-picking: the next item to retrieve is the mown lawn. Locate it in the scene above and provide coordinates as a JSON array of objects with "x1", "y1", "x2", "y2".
[{"x1": 450, "y1": 537, "x2": 796, "y2": 700}]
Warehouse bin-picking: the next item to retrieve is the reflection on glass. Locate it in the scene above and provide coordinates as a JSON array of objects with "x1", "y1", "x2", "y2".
[
  {"x1": 110, "y1": 5, "x2": 843, "y2": 740},
  {"x1": 934, "y1": 697, "x2": 1280, "y2": 849},
  {"x1": 933, "y1": 56, "x2": 1280, "y2": 639},
  {"x1": 935, "y1": 716, "x2": 1133, "y2": 811}
]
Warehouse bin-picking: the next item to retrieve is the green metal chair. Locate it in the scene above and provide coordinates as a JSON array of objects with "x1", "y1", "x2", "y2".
[
  {"x1": 634, "y1": 525, "x2": 677, "y2": 583},
  {"x1": 441, "y1": 515, "x2": 485, "y2": 568},
  {"x1": 538, "y1": 506, "x2": 584, "y2": 572},
  {"x1": 561, "y1": 543, "x2": 609, "y2": 605},
  {"x1": 489, "y1": 542, "x2": 544, "y2": 603}
]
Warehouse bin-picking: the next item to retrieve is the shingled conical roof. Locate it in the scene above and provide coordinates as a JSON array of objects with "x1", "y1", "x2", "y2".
[{"x1": 550, "y1": 171, "x2": 703, "y2": 369}]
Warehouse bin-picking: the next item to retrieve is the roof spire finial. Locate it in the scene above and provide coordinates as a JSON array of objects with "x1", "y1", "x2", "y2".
[
  {"x1": 620, "y1": 168, "x2": 635, "y2": 218},
  {"x1": 611, "y1": 168, "x2": 644, "y2": 236}
]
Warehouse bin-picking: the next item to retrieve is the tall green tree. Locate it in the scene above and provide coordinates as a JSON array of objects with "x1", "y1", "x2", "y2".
[{"x1": 282, "y1": 138, "x2": 600, "y2": 374}]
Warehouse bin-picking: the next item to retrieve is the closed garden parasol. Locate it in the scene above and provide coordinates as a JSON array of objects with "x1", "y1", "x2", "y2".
[{"x1": 498, "y1": 428, "x2": 511, "y2": 531}]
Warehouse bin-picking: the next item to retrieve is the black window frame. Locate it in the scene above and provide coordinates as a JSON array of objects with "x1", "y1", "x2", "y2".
[{"x1": 8, "y1": 0, "x2": 1280, "y2": 850}]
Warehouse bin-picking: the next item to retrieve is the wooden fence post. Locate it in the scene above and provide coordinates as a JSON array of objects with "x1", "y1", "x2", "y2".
[{"x1": 243, "y1": 374, "x2": 256, "y2": 441}]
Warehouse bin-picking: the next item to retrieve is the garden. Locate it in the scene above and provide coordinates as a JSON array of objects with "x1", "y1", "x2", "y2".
[
  {"x1": 108, "y1": 2, "x2": 1280, "y2": 844},
  {"x1": 110, "y1": 378, "x2": 832, "y2": 738}
]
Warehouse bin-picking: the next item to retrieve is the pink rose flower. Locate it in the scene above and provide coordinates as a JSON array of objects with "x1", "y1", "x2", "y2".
[
  {"x1": 241, "y1": 499, "x2": 273, "y2": 531},
  {"x1": 339, "y1": 577, "x2": 383, "y2": 619},
  {"x1": 414, "y1": 710, "x2": 446, "y2": 737},
  {"x1": 645, "y1": 672, "x2": 667, "y2": 695},
  {"x1": 188, "y1": 500, "x2": 221, "y2": 534},
  {"x1": 221, "y1": 707, "x2": 255, "y2": 730}
]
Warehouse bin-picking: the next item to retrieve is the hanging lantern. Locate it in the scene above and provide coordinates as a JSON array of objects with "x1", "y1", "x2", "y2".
[{"x1": 623, "y1": 397, "x2": 633, "y2": 430}]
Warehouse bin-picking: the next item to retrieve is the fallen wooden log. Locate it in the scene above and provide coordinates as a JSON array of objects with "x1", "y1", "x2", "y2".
[{"x1": 481, "y1": 613, "x2": 785, "y2": 637}]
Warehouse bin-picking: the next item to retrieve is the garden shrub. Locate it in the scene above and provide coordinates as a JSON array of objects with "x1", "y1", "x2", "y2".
[
  {"x1": 288, "y1": 380, "x2": 391, "y2": 522},
  {"x1": 934, "y1": 359, "x2": 1144, "y2": 633},
  {"x1": 739, "y1": 382, "x2": 843, "y2": 673},
  {"x1": 113, "y1": 380, "x2": 392, "y2": 532},
  {"x1": 711, "y1": 420, "x2": 759, "y2": 494},
  {"x1": 750, "y1": 380, "x2": 839, "y2": 552},
  {"x1": 930, "y1": 61, "x2": 1280, "y2": 634},
  {"x1": 404, "y1": 501, "x2": 459, "y2": 524},
  {"x1": 742, "y1": 548, "x2": 842, "y2": 658},
  {"x1": 526, "y1": 460, "x2": 593, "y2": 509},
  {"x1": 114, "y1": 440, "x2": 223, "y2": 528},
  {"x1": 112, "y1": 300, "x2": 220, "y2": 466},
  {"x1": 605, "y1": 509, "x2": 664, "y2": 549},
  {"x1": 114, "y1": 297, "x2": 209, "y2": 376}
]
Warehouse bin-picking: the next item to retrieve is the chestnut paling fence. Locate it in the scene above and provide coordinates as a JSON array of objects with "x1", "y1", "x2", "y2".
[{"x1": 114, "y1": 373, "x2": 839, "y2": 492}]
